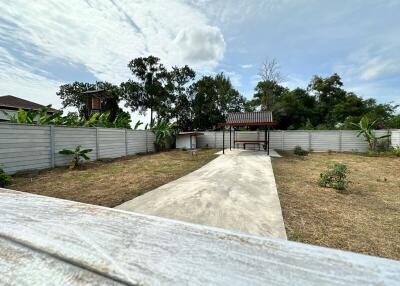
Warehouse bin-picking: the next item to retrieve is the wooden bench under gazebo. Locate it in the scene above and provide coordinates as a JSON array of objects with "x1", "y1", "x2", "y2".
[{"x1": 220, "y1": 111, "x2": 275, "y2": 155}]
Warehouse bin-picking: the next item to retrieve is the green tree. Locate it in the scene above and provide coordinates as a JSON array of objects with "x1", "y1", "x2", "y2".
[
  {"x1": 123, "y1": 56, "x2": 170, "y2": 126},
  {"x1": 307, "y1": 73, "x2": 347, "y2": 127},
  {"x1": 57, "y1": 81, "x2": 124, "y2": 122},
  {"x1": 253, "y1": 80, "x2": 287, "y2": 111},
  {"x1": 273, "y1": 88, "x2": 317, "y2": 129},
  {"x1": 191, "y1": 73, "x2": 246, "y2": 130},
  {"x1": 169, "y1": 65, "x2": 196, "y2": 131}
]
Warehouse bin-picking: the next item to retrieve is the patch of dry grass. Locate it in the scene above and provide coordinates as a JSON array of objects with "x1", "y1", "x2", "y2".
[
  {"x1": 10, "y1": 149, "x2": 218, "y2": 207},
  {"x1": 272, "y1": 152, "x2": 400, "y2": 260}
]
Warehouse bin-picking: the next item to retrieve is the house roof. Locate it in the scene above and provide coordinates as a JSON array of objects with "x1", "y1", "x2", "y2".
[
  {"x1": 223, "y1": 111, "x2": 274, "y2": 126},
  {"x1": 82, "y1": 89, "x2": 106, "y2": 97},
  {"x1": 0, "y1": 95, "x2": 58, "y2": 113}
]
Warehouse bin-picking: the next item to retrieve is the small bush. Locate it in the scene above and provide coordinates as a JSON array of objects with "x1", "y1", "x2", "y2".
[
  {"x1": 0, "y1": 168, "x2": 12, "y2": 187},
  {"x1": 318, "y1": 163, "x2": 348, "y2": 191},
  {"x1": 181, "y1": 147, "x2": 187, "y2": 151},
  {"x1": 391, "y1": 147, "x2": 400, "y2": 157},
  {"x1": 294, "y1": 145, "x2": 309, "y2": 156}
]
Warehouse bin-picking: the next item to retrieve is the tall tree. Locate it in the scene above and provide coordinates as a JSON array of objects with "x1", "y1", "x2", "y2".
[
  {"x1": 253, "y1": 80, "x2": 287, "y2": 111},
  {"x1": 307, "y1": 73, "x2": 347, "y2": 126},
  {"x1": 258, "y1": 58, "x2": 284, "y2": 83},
  {"x1": 169, "y1": 65, "x2": 196, "y2": 131},
  {"x1": 273, "y1": 88, "x2": 317, "y2": 129},
  {"x1": 191, "y1": 73, "x2": 246, "y2": 130},
  {"x1": 255, "y1": 59, "x2": 286, "y2": 111},
  {"x1": 123, "y1": 56, "x2": 170, "y2": 126}
]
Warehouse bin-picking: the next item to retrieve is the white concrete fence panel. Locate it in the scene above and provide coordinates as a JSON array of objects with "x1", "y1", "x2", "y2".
[
  {"x1": 0, "y1": 123, "x2": 156, "y2": 174},
  {"x1": 197, "y1": 129, "x2": 398, "y2": 152},
  {"x1": 391, "y1": 129, "x2": 400, "y2": 148},
  {"x1": 1, "y1": 124, "x2": 399, "y2": 174}
]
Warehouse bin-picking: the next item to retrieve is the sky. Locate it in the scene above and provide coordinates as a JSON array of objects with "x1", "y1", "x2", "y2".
[{"x1": 1, "y1": 0, "x2": 399, "y2": 124}]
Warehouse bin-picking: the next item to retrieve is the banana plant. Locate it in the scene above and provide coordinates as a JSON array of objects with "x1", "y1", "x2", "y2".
[
  {"x1": 151, "y1": 120, "x2": 176, "y2": 151},
  {"x1": 352, "y1": 116, "x2": 391, "y2": 151},
  {"x1": 2, "y1": 108, "x2": 38, "y2": 124},
  {"x1": 83, "y1": 113, "x2": 100, "y2": 127},
  {"x1": 59, "y1": 145, "x2": 92, "y2": 169},
  {"x1": 133, "y1": 120, "x2": 143, "y2": 130}
]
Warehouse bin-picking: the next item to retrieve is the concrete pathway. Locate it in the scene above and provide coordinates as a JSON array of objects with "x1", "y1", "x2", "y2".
[{"x1": 116, "y1": 149, "x2": 287, "y2": 239}]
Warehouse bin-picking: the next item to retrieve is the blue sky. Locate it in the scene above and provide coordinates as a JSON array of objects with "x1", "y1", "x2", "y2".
[{"x1": 1, "y1": 0, "x2": 399, "y2": 123}]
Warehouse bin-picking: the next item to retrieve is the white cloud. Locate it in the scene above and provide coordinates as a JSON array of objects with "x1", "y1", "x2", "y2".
[
  {"x1": 240, "y1": 64, "x2": 253, "y2": 69},
  {"x1": 334, "y1": 45, "x2": 400, "y2": 85},
  {"x1": 172, "y1": 25, "x2": 225, "y2": 69},
  {"x1": 358, "y1": 58, "x2": 399, "y2": 81},
  {"x1": 0, "y1": 0, "x2": 225, "y2": 90},
  {"x1": 0, "y1": 47, "x2": 61, "y2": 108},
  {"x1": 0, "y1": 0, "x2": 226, "y2": 123}
]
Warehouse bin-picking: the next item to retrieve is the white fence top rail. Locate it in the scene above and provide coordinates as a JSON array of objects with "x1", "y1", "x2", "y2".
[{"x1": 0, "y1": 189, "x2": 399, "y2": 285}]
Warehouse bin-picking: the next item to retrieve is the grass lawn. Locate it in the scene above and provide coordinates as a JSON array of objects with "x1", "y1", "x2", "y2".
[
  {"x1": 272, "y1": 152, "x2": 400, "y2": 260},
  {"x1": 10, "y1": 149, "x2": 218, "y2": 207}
]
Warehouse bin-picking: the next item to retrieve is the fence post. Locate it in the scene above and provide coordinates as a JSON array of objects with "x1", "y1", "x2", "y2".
[
  {"x1": 214, "y1": 132, "x2": 217, "y2": 148},
  {"x1": 145, "y1": 130, "x2": 148, "y2": 153},
  {"x1": 308, "y1": 131, "x2": 312, "y2": 151},
  {"x1": 50, "y1": 125, "x2": 55, "y2": 168},
  {"x1": 95, "y1": 127, "x2": 100, "y2": 160},
  {"x1": 125, "y1": 129, "x2": 128, "y2": 156},
  {"x1": 281, "y1": 131, "x2": 284, "y2": 151},
  {"x1": 339, "y1": 130, "x2": 342, "y2": 152}
]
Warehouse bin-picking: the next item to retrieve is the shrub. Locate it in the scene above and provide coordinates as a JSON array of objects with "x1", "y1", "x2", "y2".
[
  {"x1": 181, "y1": 147, "x2": 187, "y2": 151},
  {"x1": 152, "y1": 120, "x2": 176, "y2": 152},
  {"x1": 391, "y1": 147, "x2": 400, "y2": 157},
  {"x1": 0, "y1": 168, "x2": 12, "y2": 187},
  {"x1": 59, "y1": 145, "x2": 92, "y2": 169},
  {"x1": 294, "y1": 145, "x2": 309, "y2": 156},
  {"x1": 318, "y1": 163, "x2": 348, "y2": 191}
]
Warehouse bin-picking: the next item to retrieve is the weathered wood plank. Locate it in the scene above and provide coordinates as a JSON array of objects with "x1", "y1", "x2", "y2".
[
  {"x1": 0, "y1": 188, "x2": 399, "y2": 285},
  {"x1": 0, "y1": 237, "x2": 123, "y2": 285}
]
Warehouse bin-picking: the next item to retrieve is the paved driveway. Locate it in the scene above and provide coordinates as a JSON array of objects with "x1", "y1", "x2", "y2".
[{"x1": 116, "y1": 149, "x2": 287, "y2": 239}]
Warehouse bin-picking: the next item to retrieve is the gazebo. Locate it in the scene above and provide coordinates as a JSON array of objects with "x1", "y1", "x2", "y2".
[{"x1": 220, "y1": 111, "x2": 275, "y2": 155}]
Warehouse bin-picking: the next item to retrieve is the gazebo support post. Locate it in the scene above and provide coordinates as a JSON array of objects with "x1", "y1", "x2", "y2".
[
  {"x1": 233, "y1": 128, "x2": 235, "y2": 149},
  {"x1": 264, "y1": 125, "x2": 267, "y2": 153},
  {"x1": 222, "y1": 127, "x2": 225, "y2": 154},
  {"x1": 267, "y1": 126, "x2": 270, "y2": 155},
  {"x1": 229, "y1": 126, "x2": 232, "y2": 150}
]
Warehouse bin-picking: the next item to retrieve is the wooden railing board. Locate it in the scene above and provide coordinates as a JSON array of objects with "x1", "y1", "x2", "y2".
[{"x1": 0, "y1": 189, "x2": 399, "y2": 286}]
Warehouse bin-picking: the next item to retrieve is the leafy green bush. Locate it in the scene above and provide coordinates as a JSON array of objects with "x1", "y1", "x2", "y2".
[
  {"x1": 318, "y1": 163, "x2": 348, "y2": 191},
  {"x1": 294, "y1": 145, "x2": 309, "y2": 156},
  {"x1": 59, "y1": 145, "x2": 92, "y2": 169},
  {"x1": 391, "y1": 147, "x2": 400, "y2": 157},
  {"x1": 181, "y1": 147, "x2": 187, "y2": 151},
  {"x1": 152, "y1": 120, "x2": 176, "y2": 151},
  {"x1": 0, "y1": 168, "x2": 12, "y2": 187}
]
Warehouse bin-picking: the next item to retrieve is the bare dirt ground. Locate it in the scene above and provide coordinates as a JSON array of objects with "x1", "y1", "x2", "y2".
[
  {"x1": 10, "y1": 149, "x2": 217, "y2": 207},
  {"x1": 272, "y1": 152, "x2": 400, "y2": 260}
]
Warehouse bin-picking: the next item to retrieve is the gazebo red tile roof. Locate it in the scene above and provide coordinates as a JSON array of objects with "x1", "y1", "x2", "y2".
[{"x1": 223, "y1": 111, "x2": 274, "y2": 126}]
